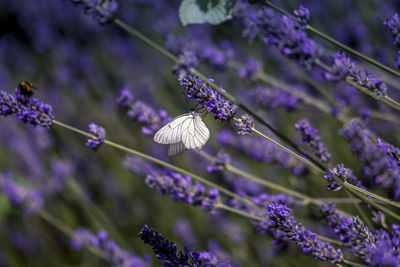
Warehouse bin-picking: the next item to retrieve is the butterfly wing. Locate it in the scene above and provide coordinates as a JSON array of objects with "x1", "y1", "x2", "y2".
[
  {"x1": 153, "y1": 114, "x2": 192, "y2": 144},
  {"x1": 181, "y1": 114, "x2": 210, "y2": 150},
  {"x1": 168, "y1": 142, "x2": 186, "y2": 156}
]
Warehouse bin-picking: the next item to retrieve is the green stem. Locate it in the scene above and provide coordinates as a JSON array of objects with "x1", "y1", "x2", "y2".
[
  {"x1": 316, "y1": 59, "x2": 400, "y2": 113},
  {"x1": 247, "y1": 124, "x2": 400, "y2": 212},
  {"x1": 52, "y1": 120, "x2": 263, "y2": 213},
  {"x1": 198, "y1": 151, "x2": 352, "y2": 217},
  {"x1": 263, "y1": 1, "x2": 400, "y2": 78},
  {"x1": 344, "y1": 182, "x2": 400, "y2": 209},
  {"x1": 250, "y1": 126, "x2": 325, "y2": 174},
  {"x1": 216, "y1": 204, "x2": 343, "y2": 246},
  {"x1": 114, "y1": 19, "x2": 178, "y2": 62},
  {"x1": 113, "y1": 18, "x2": 325, "y2": 173},
  {"x1": 67, "y1": 179, "x2": 131, "y2": 249},
  {"x1": 343, "y1": 189, "x2": 373, "y2": 230},
  {"x1": 343, "y1": 260, "x2": 368, "y2": 267},
  {"x1": 349, "y1": 190, "x2": 400, "y2": 221},
  {"x1": 39, "y1": 210, "x2": 106, "y2": 260},
  {"x1": 216, "y1": 203, "x2": 263, "y2": 221}
]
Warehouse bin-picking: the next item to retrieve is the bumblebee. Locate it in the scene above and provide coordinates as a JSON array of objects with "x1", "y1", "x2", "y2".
[{"x1": 18, "y1": 81, "x2": 35, "y2": 97}]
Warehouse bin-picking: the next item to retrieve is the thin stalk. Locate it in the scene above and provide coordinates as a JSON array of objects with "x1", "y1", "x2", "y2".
[
  {"x1": 216, "y1": 204, "x2": 343, "y2": 246},
  {"x1": 39, "y1": 210, "x2": 106, "y2": 260},
  {"x1": 343, "y1": 189, "x2": 373, "y2": 230},
  {"x1": 343, "y1": 260, "x2": 368, "y2": 267},
  {"x1": 216, "y1": 203, "x2": 263, "y2": 221},
  {"x1": 344, "y1": 182, "x2": 400, "y2": 209},
  {"x1": 113, "y1": 18, "x2": 325, "y2": 172},
  {"x1": 52, "y1": 120, "x2": 263, "y2": 213},
  {"x1": 226, "y1": 164, "x2": 315, "y2": 203},
  {"x1": 67, "y1": 179, "x2": 131, "y2": 249},
  {"x1": 316, "y1": 60, "x2": 400, "y2": 113},
  {"x1": 263, "y1": 1, "x2": 400, "y2": 78},
  {"x1": 198, "y1": 151, "x2": 352, "y2": 217},
  {"x1": 349, "y1": 190, "x2": 400, "y2": 221},
  {"x1": 247, "y1": 124, "x2": 400, "y2": 212},
  {"x1": 251, "y1": 126, "x2": 325, "y2": 173},
  {"x1": 280, "y1": 55, "x2": 339, "y2": 106}
]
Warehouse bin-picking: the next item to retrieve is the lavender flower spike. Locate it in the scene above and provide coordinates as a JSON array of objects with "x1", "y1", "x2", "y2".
[
  {"x1": 145, "y1": 168, "x2": 220, "y2": 211},
  {"x1": 324, "y1": 52, "x2": 387, "y2": 97},
  {"x1": 234, "y1": 114, "x2": 254, "y2": 135},
  {"x1": 0, "y1": 172, "x2": 43, "y2": 216},
  {"x1": 323, "y1": 164, "x2": 363, "y2": 191},
  {"x1": 384, "y1": 13, "x2": 400, "y2": 68},
  {"x1": 68, "y1": 0, "x2": 119, "y2": 25},
  {"x1": 138, "y1": 225, "x2": 231, "y2": 266},
  {"x1": 178, "y1": 74, "x2": 238, "y2": 121},
  {"x1": 0, "y1": 88, "x2": 54, "y2": 128},
  {"x1": 86, "y1": 123, "x2": 106, "y2": 150},
  {"x1": 321, "y1": 203, "x2": 374, "y2": 263},
  {"x1": 268, "y1": 202, "x2": 344, "y2": 264},
  {"x1": 294, "y1": 119, "x2": 331, "y2": 162},
  {"x1": 71, "y1": 228, "x2": 150, "y2": 267}
]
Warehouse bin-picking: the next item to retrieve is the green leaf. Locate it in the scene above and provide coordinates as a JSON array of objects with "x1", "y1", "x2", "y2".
[{"x1": 179, "y1": 0, "x2": 235, "y2": 26}]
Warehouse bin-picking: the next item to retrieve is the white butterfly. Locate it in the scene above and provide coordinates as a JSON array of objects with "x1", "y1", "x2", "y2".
[{"x1": 154, "y1": 111, "x2": 210, "y2": 156}]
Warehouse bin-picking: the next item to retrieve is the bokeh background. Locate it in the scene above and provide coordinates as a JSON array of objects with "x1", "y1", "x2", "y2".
[{"x1": 0, "y1": 0, "x2": 399, "y2": 266}]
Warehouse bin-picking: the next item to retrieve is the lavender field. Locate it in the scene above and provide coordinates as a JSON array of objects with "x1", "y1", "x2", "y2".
[{"x1": 1, "y1": 0, "x2": 400, "y2": 266}]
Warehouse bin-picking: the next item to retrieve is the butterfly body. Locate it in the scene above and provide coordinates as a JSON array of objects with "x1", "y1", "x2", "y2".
[{"x1": 154, "y1": 111, "x2": 210, "y2": 156}]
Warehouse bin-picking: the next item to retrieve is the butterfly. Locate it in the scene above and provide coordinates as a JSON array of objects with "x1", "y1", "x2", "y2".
[{"x1": 154, "y1": 111, "x2": 210, "y2": 156}]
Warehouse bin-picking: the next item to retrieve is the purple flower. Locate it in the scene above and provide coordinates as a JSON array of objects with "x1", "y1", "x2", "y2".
[
  {"x1": 71, "y1": 228, "x2": 150, "y2": 267},
  {"x1": 396, "y1": 52, "x2": 400, "y2": 69},
  {"x1": 293, "y1": 5, "x2": 310, "y2": 27},
  {"x1": 207, "y1": 151, "x2": 230, "y2": 173},
  {"x1": 0, "y1": 172, "x2": 43, "y2": 216},
  {"x1": 125, "y1": 156, "x2": 219, "y2": 211},
  {"x1": 234, "y1": 114, "x2": 253, "y2": 135},
  {"x1": 173, "y1": 50, "x2": 199, "y2": 77},
  {"x1": 68, "y1": 0, "x2": 119, "y2": 25},
  {"x1": 323, "y1": 164, "x2": 363, "y2": 191},
  {"x1": 267, "y1": 202, "x2": 344, "y2": 263},
  {"x1": 86, "y1": 123, "x2": 105, "y2": 150},
  {"x1": 294, "y1": 119, "x2": 331, "y2": 162},
  {"x1": 384, "y1": 13, "x2": 400, "y2": 69},
  {"x1": 178, "y1": 75, "x2": 238, "y2": 121},
  {"x1": 384, "y1": 13, "x2": 400, "y2": 47},
  {"x1": 324, "y1": 52, "x2": 387, "y2": 97},
  {"x1": 116, "y1": 89, "x2": 172, "y2": 135},
  {"x1": 367, "y1": 227, "x2": 400, "y2": 266},
  {"x1": 0, "y1": 88, "x2": 54, "y2": 128},
  {"x1": 237, "y1": 57, "x2": 261, "y2": 80},
  {"x1": 116, "y1": 88, "x2": 134, "y2": 107},
  {"x1": 342, "y1": 119, "x2": 400, "y2": 199},
  {"x1": 321, "y1": 203, "x2": 374, "y2": 263},
  {"x1": 145, "y1": 169, "x2": 219, "y2": 211},
  {"x1": 235, "y1": 4, "x2": 322, "y2": 68},
  {"x1": 138, "y1": 225, "x2": 231, "y2": 266}
]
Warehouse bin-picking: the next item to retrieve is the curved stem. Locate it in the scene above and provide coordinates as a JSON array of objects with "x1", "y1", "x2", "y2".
[
  {"x1": 216, "y1": 203, "x2": 263, "y2": 221},
  {"x1": 198, "y1": 151, "x2": 352, "y2": 217},
  {"x1": 349, "y1": 189, "x2": 400, "y2": 221},
  {"x1": 263, "y1": 1, "x2": 400, "y2": 78},
  {"x1": 344, "y1": 182, "x2": 400, "y2": 209},
  {"x1": 52, "y1": 120, "x2": 263, "y2": 213},
  {"x1": 316, "y1": 60, "x2": 400, "y2": 113},
  {"x1": 250, "y1": 126, "x2": 325, "y2": 174},
  {"x1": 39, "y1": 210, "x2": 106, "y2": 260}
]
